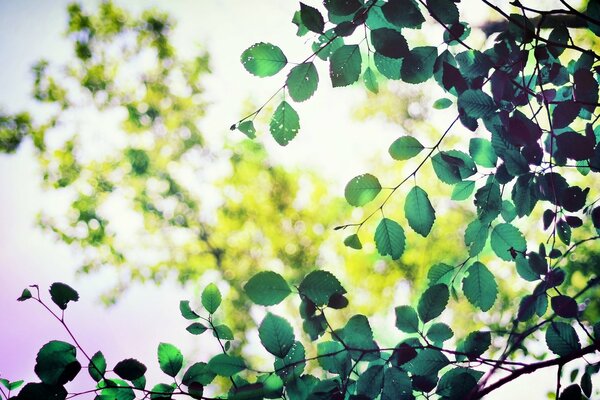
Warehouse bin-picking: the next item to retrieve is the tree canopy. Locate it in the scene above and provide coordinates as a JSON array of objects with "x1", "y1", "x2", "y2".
[{"x1": 2, "y1": 0, "x2": 600, "y2": 400}]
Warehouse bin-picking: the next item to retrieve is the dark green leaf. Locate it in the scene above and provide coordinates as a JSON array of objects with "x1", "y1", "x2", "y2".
[
  {"x1": 490, "y1": 223, "x2": 526, "y2": 261},
  {"x1": 274, "y1": 341, "x2": 305, "y2": 380},
  {"x1": 269, "y1": 101, "x2": 300, "y2": 146},
  {"x1": 431, "y1": 150, "x2": 476, "y2": 184},
  {"x1": 344, "y1": 173, "x2": 382, "y2": 206},
  {"x1": 382, "y1": 0, "x2": 425, "y2": 29},
  {"x1": 13, "y1": 383, "x2": 67, "y2": 400},
  {"x1": 343, "y1": 233, "x2": 362, "y2": 249},
  {"x1": 417, "y1": 284, "x2": 449, "y2": 323},
  {"x1": 244, "y1": 271, "x2": 291, "y2": 306},
  {"x1": 259, "y1": 313, "x2": 295, "y2": 358},
  {"x1": 49, "y1": 282, "x2": 79, "y2": 310},
  {"x1": 150, "y1": 383, "x2": 175, "y2": 400},
  {"x1": 34, "y1": 341, "x2": 80, "y2": 385},
  {"x1": 357, "y1": 364, "x2": 384, "y2": 398},
  {"x1": 462, "y1": 262, "x2": 497, "y2": 312},
  {"x1": 389, "y1": 136, "x2": 424, "y2": 161},
  {"x1": 186, "y1": 322, "x2": 208, "y2": 335},
  {"x1": 241, "y1": 43, "x2": 287, "y2": 77},
  {"x1": 299, "y1": 270, "x2": 346, "y2": 306},
  {"x1": 114, "y1": 359, "x2": 147, "y2": 381},
  {"x1": 458, "y1": 89, "x2": 496, "y2": 119},
  {"x1": 329, "y1": 44, "x2": 362, "y2": 87},
  {"x1": 201, "y1": 283, "x2": 221, "y2": 314},
  {"x1": 395, "y1": 305, "x2": 419, "y2": 333},
  {"x1": 401, "y1": 46, "x2": 437, "y2": 84},
  {"x1": 208, "y1": 354, "x2": 246, "y2": 377},
  {"x1": 405, "y1": 185, "x2": 436, "y2": 237},
  {"x1": 286, "y1": 62, "x2": 319, "y2": 102},
  {"x1": 382, "y1": 367, "x2": 412, "y2": 400},
  {"x1": 371, "y1": 28, "x2": 409, "y2": 59},
  {"x1": 179, "y1": 300, "x2": 199, "y2": 320},
  {"x1": 213, "y1": 324, "x2": 234, "y2": 341},
  {"x1": 551, "y1": 295, "x2": 578, "y2": 318},
  {"x1": 300, "y1": 3, "x2": 325, "y2": 33},
  {"x1": 89, "y1": 351, "x2": 106, "y2": 382},
  {"x1": 460, "y1": 331, "x2": 491, "y2": 359},
  {"x1": 426, "y1": 323, "x2": 453, "y2": 344},
  {"x1": 545, "y1": 322, "x2": 581, "y2": 356},
  {"x1": 158, "y1": 343, "x2": 183, "y2": 377},
  {"x1": 374, "y1": 218, "x2": 406, "y2": 260},
  {"x1": 403, "y1": 349, "x2": 449, "y2": 376},
  {"x1": 427, "y1": 0, "x2": 459, "y2": 24},
  {"x1": 182, "y1": 362, "x2": 216, "y2": 386}
]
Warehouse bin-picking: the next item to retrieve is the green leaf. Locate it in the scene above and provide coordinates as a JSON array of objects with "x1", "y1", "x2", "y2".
[
  {"x1": 329, "y1": 44, "x2": 362, "y2": 87},
  {"x1": 17, "y1": 288, "x2": 32, "y2": 301},
  {"x1": 418, "y1": 284, "x2": 449, "y2": 323},
  {"x1": 201, "y1": 283, "x2": 221, "y2": 314},
  {"x1": 388, "y1": 136, "x2": 424, "y2": 160},
  {"x1": 179, "y1": 300, "x2": 199, "y2": 320},
  {"x1": 545, "y1": 322, "x2": 581, "y2": 357},
  {"x1": 300, "y1": 3, "x2": 324, "y2": 33},
  {"x1": 274, "y1": 341, "x2": 305, "y2": 380},
  {"x1": 339, "y1": 315, "x2": 378, "y2": 354},
  {"x1": 382, "y1": 367, "x2": 412, "y2": 400},
  {"x1": 501, "y1": 200, "x2": 517, "y2": 222},
  {"x1": 158, "y1": 343, "x2": 183, "y2": 377},
  {"x1": 451, "y1": 180, "x2": 475, "y2": 201},
  {"x1": 401, "y1": 46, "x2": 438, "y2": 84},
  {"x1": 269, "y1": 100, "x2": 300, "y2": 146},
  {"x1": 114, "y1": 359, "x2": 147, "y2": 381},
  {"x1": 213, "y1": 324, "x2": 234, "y2": 340},
  {"x1": 462, "y1": 262, "x2": 497, "y2": 312},
  {"x1": 286, "y1": 62, "x2": 319, "y2": 102},
  {"x1": 427, "y1": 0, "x2": 459, "y2": 24},
  {"x1": 244, "y1": 271, "x2": 291, "y2": 306},
  {"x1": 433, "y1": 98, "x2": 453, "y2": 109},
  {"x1": 344, "y1": 173, "x2": 382, "y2": 206},
  {"x1": 208, "y1": 354, "x2": 246, "y2": 377},
  {"x1": 474, "y1": 181, "x2": 501, "y2": 224},
  {"x1": 16, "y1": 383, "x2": 68, "y2": 400},
  {"x1": 371, "y1": 28, "x2": 409, "y2": 59},
  {"x1": 241, "y1": 42, "x2": 287, "y2": 77},
  {"x1": 150, "y1": 383, "x2": 175, "y2": 400},
  {"x1": 403, "y1": 349, "x2": 449, "y2": 376},
  {"x1": 405, "y1": 185, "x2": 436, "y2": 237},
  {"x1": 49, "y1": 282, "x2": 79, "y2": 310},
  {"x1": 237, "y1": 121, "x2": 256, "y2": 139},
  {"x1": 357, "y1": 364, "x2": 384, "y2": 398},
  {"x1": 395, "y1": 305, "x2": 420, "y2": 333},
  {"x1": 464, "y1": 219, "x2": 489, "y2": 257},
  {"x1": 299, "y1": 270, "x2": 346, "y2": 306},
  {"x1": 186, "y1": 322, "x2": 208, "y2": 335},
  {"x1": 363, "y1": 66, "x2": 379, "y2": 94},
  {"x1": 382, "y1": 0, "x2": 425, "y2": 29},
  {"x1": 343, "y1": 233, "x2": 362, "y2": 249},
  {"x1": 374, "y1": 52, "x2": 402, "y2": 79},
  {"x1": 469, "y1": 138, "x2": 497, "y2": 168},
  {"x1": 1, "y1": 380, "x2": 23, "y2": 391},
  {"x1": 428, "y1": 263, "x2": 454, "y2": 286},
  {"x1": 182, "y1": 362, "x2": 216, "y2": 386},
  {"x1": 426, "y1": 323, "x2": 454, "y2": 344},
  {"x1": 437, "y1": 368, "x2": 483, "y2": 398},
  {"x1": 458, "y1": 89, "x2": 496, "y2": 119},
  {"x1": 490, "y1": 223, "x2": 526, "y2": 261},
  {"x1": 34, "y1": 340, "x2": 80, "y2": 385},
  {"x1": 431, "y1": 150, "x2": 476, "y2": 184},
  {"x1": 89, "y1": 351, "x2": 106, "y2": 382},
  {"x1": 100, "y1": 379, "x2": 135, "y2": 400},
  {"x1": 259, "y1": 313, "x2": 295, "y2": 358},
  {"x1": 460, "y1": 331, "x2": 491, "y2": 359},
  {"x1": 374, "y1": 218, "x2": 406, "y2": 260},
  {"x1": 317, "y1": 341, "x2": 350, "y2": 375}
]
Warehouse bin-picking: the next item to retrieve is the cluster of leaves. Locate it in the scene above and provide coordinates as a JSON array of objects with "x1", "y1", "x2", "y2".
[{"x1": 8, "y1": 269, "x2": 600, "y2": 399}]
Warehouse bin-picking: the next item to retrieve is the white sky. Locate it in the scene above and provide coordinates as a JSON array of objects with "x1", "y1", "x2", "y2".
[{"x1": 0, "y1": 1, "x2": 569, "y2": 398}]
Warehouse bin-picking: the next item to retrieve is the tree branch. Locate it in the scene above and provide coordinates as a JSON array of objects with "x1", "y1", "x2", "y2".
[{"x1": 480, "y1": 14, "x2": 587, "y2": 37}]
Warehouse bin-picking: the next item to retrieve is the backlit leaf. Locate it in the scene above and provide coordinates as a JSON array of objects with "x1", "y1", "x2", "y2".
[
  {"x1": 545, "y1": 322, "x2": 581, "y2": 356},
  {"x1": 418, "y1": 283, "x2": 449, "y2": 323},
  {"x1": 462, "y1": 262, "x2": 497, "y2": 311},
  {"x1": 388, "y1": 136, "x2": 424, "y2": 160},
  {"x1": 201, "y1": 283, "x2": 221, "y2": 314},
  {"x1": 404, "y1": 185, "x2": 436, "y2": 237},
  {"x1": 329, "y1": 44, "x2": 362, "y2": 87},
  {"x1": 344, "y1": 173, "x2": 382, "y2": 206},
  {"x1": 244, "y1": 271, "x2": 291, "y2": 306},
  {"x1": 158, "y1": 343, "x2": 183, "y2": 377},
  {"x1": 241, "y1": 42, "x2": 287, "y2": 77},
  {"x1": 374, "y1": 218, "x2": 406, "y2": 260},
  {"x1": 269, "y1": 101, "x2": 300, "y2": 146},
  {"x1": 259, "y1": 313, "x2": 295, "y2": 358},
  {"x1": 490, "y1": 223, "x2": 526, "y2": 261},
  {"x1": 286, "y1": 62, "x2": 319, "y2": 102}
]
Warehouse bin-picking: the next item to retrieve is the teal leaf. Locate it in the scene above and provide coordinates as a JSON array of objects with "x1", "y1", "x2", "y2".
[
  {"x1": 403, "y1": 349, "x2": 449, "y2": 376},
  {"x1": 317, "y1": 341, "x2": 350, "y2": 375},
  {"x1": 241, "y1": 42, "x2": 287, "y2": 77},
  {"x1": 357, "y1": 364, "x2": 384, "y2": 398},
  {"x1": 371, "y1": 28, "x2": 409, "y2": 59},
  {"x1": 458, "y1": 89, "x2": 496, "y2": 119},
  {"x1": 179, "y1": 300, "x2": 199, "y2": 320},
  {"x1": 343, "y1": 233, "x2": 362, "y2": 249},
  {"x1": 382, "y1": 367, "x2": 412, "y2": 400},
  {"x1": 388, "y1": 136, "x2": 424, "y2": 160},
  {"x1": 404, "y1": 185, "x2": 436, "y2": 237},
  {"x1": 431, "y1": 150, "x2": 476, "y2": 184},
  {"x1": 464, "y1": 219, "x2": 489, "y2": 257},
  {"x1": 150, "y1": 384, "x2": 175, "y2": 400},
  {"x1": 299, "y1": 270, "x2": 346, "y2": 307},
  {"x1": 395, "y1": 305, "x2": 419, "y2": 333},
  {"x1": 363, "y1": 66, "x2": 379, "y2": 94},
  {"x1": 462, "y1": 262, "x2": 497, "y2": 311},
  {"x1": 451, "y1": 180, "x2": 475, "y2": 201},
  {"x1": 460, "y1": 331, "x2": 491, "y2": 359},
  {"x1": 237, "y1": 120, "x2": 256, "y2": 139},
  {"x1": 182, "y1": 362, "x2": 216, "y2": 386},
  {"x1": 329, "y1": 44, "x2": 362, "y2": 87},
  {"x1": 339, "y1": 315, "x2": 378, "y2": 353},
  {"x1": 213, "y1": 324, "x2": 234, "y2": 341},
  {"x1": 474, "y1": 181, "x2": 501, "y2": 224},
  {"x1": 89, "y1": 351, "x2": 106, "y2": 382},
  {"x1": 114, "y1": 359, "x2": 147, "y2": 381},
  {"x1": 427, "y1": 0, "x2": 459, "y2": 24},
  {"x1": 417, "y1": 284, "x2": 449, "y2": 323},
  {"x1": 344, "y1": 173, "x2": 382, "y2": 206},
  {"x1": 426, "y1": 323, "x2": 454, "y2": 344},
  {"x1": 201, "y1": 283, "x2": 221, "y2": 314},
  {"x1": 259, "y1": 313, "x2": 295, "y2": 358},
  {"x1": 427, "y1": 263, "x2": 454, "y2": 286},
  {"x1": 269, "y1": 101, "x2": 300, "y2": 146},
  {"x1": 382, "y1": 0, "x2": 425, "y2": 29},
  {"x1": 186, "y1": 322, "x2": 208, "y2": 335},
  {"x1": 501, "y1": 200, "x2": 517, "y2": 222},
  {"x1": 158, "y1": 343, "x2": 183, "y2": 377},
  {"x1": 208, "y1": 354, "x2": 246, "y2": 377},
  {"x1": 433, "y1": 98, "x2": 453, "y2": 109},
  {"x1": 545, "y1": 322, "x2": 581, "y2": 356},
  {"x1": 300, "y1": 3, "x2": 325, "y2": 33},
  {"x1": 244, "y1": 271, "x2": 291, "y2": 306},
  {"x1": 469, "y1": 138, "x2": 497, "y2": 168},
  {"x1": 401, "y1": 46, "x2": 438, "y2": 84},
  {"x1": 274, "y1": 341, "x2": 305, "y2": 380},
  {"x1": 490, "y1": 223, "x2": 526, "y2": 261},
  {"x1": 374, "y1": 52, "x2": 402, "y2": 80},
  {"x1": 49, "y1": 282, "x2": 79, "y2": 310},
  {"x1": 34, "y1": 340, "x2": 80, "y2": 385},
  {"x1": 374, "y1": 218, "x2": 406, "y2": 260},
  {"x1": 286, "y1": 62, "x2": 319, "y2": 102}
]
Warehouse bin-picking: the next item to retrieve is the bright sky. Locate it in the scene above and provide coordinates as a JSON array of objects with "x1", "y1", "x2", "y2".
[{"x1": 0, "y1": 1, "x2": 564, "y2": 398}]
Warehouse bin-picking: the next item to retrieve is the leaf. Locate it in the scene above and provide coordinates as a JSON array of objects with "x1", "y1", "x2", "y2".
[
  {"x1": 490, "y1": 223, "x2": 526, "y2": 261},
  {"x1": 404, "y1": 185, "x2": 436, "y2": 237},
  {"x1": 34, "y1": 340, "x2": 81, "y2": 385},
  {"x1": 208, "y1": 354, "x2": 246, "y2": 377},
  {"x1": 417, "y1": 284, "x2": 449, "y2": 323},
  {"x1": 49, "y1": 282, "x2": 79, "y2": 310},
  {"x1": 403, "y1": 349, "x2": 449, "y2": 376},
  {"x1": 460, "y1": 331, "x2": 491, "y2": 359},
  {"x1": 552, "y1": 102, "x2": 580, "y2": 129},
  {"x1": 274, "y1": 341, "x2": 305, "y2": 380},
  {"x1": 213, "y1": 324, "x2": 234, "y2": 340},
  {"x1": 545, "y1": 322, "x2": 581, "y2": 356},
  {"x1": 201, "y1": 283, "x2": 221, "y2": 314},
  {"x1": 427, "y1": 0, "x2": 459, "y2": 24},
  {"x1": 371, "y1": 28, "x2": 409, "y2": 59},
  {"x1": 150, "y1": 384, "x2": 175, "y2": 400},
  {"x1": 300, "y1": 3, "x2": 324, "y2": 33},
  {"x1": 299, "y1": 270, "x2": 346, "y2": 306},
  {"x1": 158, "y1": 343, "x2": 183, "y2": 377},
  {"x1": 317, "y1": 341, "x2": 350, "y2": 375},
  {"x1": 182, "y1": 362, "x2": 216, "y2": 386},
  {"x1": 401, "y1": 46, "x2": 438, "y2": 84},
  {"x1": 374, "y1": 218, "x2": 406, "y2": 260},
  {"x1": 286, "y1": 62, "x2": 319, "y2": 102},
  {"x1": 451, "y1": 180, "x2": 475, "y2": 201},
  {"x1": 344, "y1": 173, "x2": 382, "y2": 206},
  {"x1": 114, "y1": 359, "x2": 147, "y2": 381},
  {"x1": 458, "y1": 89, "x2": 496, "y2": 119},
  {"x1": 395, "y1": 305, "x2": 420, "y2": 333},
  {"x1": 244, "y1": 271, "x2": 291, "y2": 306},
  {"x1": 382, "y1": 0, "x2": 425, "y2": 29},
  {"x1": 427, "y1": 263, "x2": 454, "y2": 286},
  {"x1": 464, "y1": 219, "x2": 489, "y2": 257},
  {"x1": 89, "y1": 351, "x2": 106, "y2": 382},
  {"x1": 324, "y1": 0, "x2": 362, "y2": 15},
  {"x1": 551, "y1": 295, "x2": 578, "y2": 318},
  {"x1": 363, "y1": 66, "x2": 379, "y2": 94},
  {"x1": 269, "y1": 101, "x2": 300, "y2": 146},
  {"x1": 426, "y1": 323, "x2": 454, "y2": 344},
  {"x1": 329, "y1": 44, "x2": 362, "y2": 87},
  {"x1": 179, "y1": 300, "x2": 199, "y2": 320},
  {"x1": 186, "y1": 322, "x2": 208, "y2": 335},
  {"x1": 343, "y1": 233, "x2": 362, "y2": 249},
  {"x1": 259, "y1": 313, "x2": 295, "y2": 358},
  {"x1": 462, "y1": 262, "x2": 497, "y2": 312},
  {"x1": 381, "y1": 367, "x2": 412, "y2": 400},
  {"x1": 431, "y1": 150, "x2": 476, "y2": 184},
  {"x1": 357, "y1": 364, "x2": 384, "y2": 398},
  {"x1": 388, "y1": 136, "x2": 424, "y2": 160},
  {"x1": 469, "y1": 138, "x2": 497, "y2": 168},
  {"x1": 433, "y1": 98, "x2": 453, "y2": 109},
  {"x1": 13, "y1": 383, "x2": 68, "y2": 400},
  {"x1": 17, "y1": 288, "x2": 32, "y2": 301},
  {"x1": 241, "y1": 42, "x2": 287, "y2": 77},
  {"x1": 237, "y1": 121, "x2": 256, "y2": 139}
]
